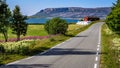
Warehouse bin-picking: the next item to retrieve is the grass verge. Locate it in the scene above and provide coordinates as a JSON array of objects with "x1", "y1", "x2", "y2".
[
  {"x1": 100, "y1": 24, "x2": 120, "y2": 68},
  {"x1": 0, "y1": 21, "x2": 96, "y2": 65}
]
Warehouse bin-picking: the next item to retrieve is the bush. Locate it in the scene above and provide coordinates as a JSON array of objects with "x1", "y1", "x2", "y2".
[
  {"x1": 106, "y1": 0, "x2": 120, "y2": 34},
  {"x1": 0, "y1": 40, "x2": 35, "y2": 55},
  {"x1": 106, "y1": 8, "x2": 120, "y2": 33},
  {"x1": 44, "y1": 17, "x2": 68, "y2": 35},
  {"x1": 49, "y1": 37, "x2": 55, "y2": 41},
  {"x1": 0, "y1": 45, "x2": 5, "y2": 53}
]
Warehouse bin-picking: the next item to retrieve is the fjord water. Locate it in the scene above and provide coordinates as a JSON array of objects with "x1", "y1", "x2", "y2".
[{"x1": 26, "y1": 18, "x2": 79, "y2": 24}]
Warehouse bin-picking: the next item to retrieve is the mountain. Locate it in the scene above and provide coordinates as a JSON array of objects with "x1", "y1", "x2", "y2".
[{"x1": 31, "y1": 7, "x2": 111, "y2": 19}]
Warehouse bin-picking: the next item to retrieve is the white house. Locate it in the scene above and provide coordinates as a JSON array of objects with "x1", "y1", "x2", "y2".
[{"x1": 76, "y1": 21, "x2": 91, "y2": 25}]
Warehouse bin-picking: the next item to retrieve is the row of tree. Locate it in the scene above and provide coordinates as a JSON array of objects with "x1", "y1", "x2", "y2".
[
  {"x1": 106, "y1": 0, "x2": 120, "y2": 34},
  {"x1": 0, "y1": 0, "x2": 28, "y2": 42},
  {"x1": 0, "y1": 0, "x2": 68, "y2": 42}
]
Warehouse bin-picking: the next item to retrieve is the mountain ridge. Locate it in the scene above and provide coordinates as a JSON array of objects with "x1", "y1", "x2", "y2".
[{"x1": 31, "y1": 7, "x2": 111, "y2": 19}]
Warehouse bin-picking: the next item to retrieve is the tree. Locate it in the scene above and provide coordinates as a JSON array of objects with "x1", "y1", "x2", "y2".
[
  {"x1": 106, "y1": 0, "x2": 120, "y2": 33},
  {"x1": 44, "y1": 17, "x2": 68, "y2": 35},
  {"x1": 0, "y1": 0, "x2": 11, "y2": 42},
  {"x1": 11, "y1": 5, "x2": 28, "y2": 41},
  {"x1": 112, "y1": 0, "x2": 120, "y2": 10}
]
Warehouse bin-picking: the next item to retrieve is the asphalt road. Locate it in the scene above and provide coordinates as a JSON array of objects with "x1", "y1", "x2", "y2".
[{"x1": 1, "y1": 22, "x2": 104, "y2": 68}]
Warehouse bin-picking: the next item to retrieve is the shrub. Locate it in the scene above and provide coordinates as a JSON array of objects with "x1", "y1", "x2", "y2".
[
  {"x1": 44, "y1": 17, "x2": 68, "y2": 35},
  {"x1": 0, "y1": 40, "x2": 35, "y2": 55},
  {"x1": 106, "y1": 0, "x2": 120, "y2": 34},
  {"x1": 0, "y1": 45, "x2": 5, "y2": 53},
  {"x1": 49, "y1": 37, "x2": 55, "y2": 41}
]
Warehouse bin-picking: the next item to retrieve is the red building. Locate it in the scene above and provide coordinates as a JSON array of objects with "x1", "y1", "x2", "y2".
[
  {"x1": 84, "y1": 16, "x2": 100, "y2": 21},
  {"x1": 84, "y1": 16, "x2": 88, "y2": 21}
]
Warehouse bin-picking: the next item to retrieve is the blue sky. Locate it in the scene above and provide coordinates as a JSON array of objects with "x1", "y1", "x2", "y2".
[{"x1": 6, "y1": 0, "x2": 117, "y2": 16}]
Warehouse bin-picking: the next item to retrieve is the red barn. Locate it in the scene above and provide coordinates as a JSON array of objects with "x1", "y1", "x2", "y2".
[
  {"x1": 84, "y1": 16, "x2": 100, "y2": 21},
  {"x1": 84, "y1": 16, "x2": 88, "y2": 21}
]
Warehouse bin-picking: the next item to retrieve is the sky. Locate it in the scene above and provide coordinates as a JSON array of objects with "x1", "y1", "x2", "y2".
[{"x1": 6, "y1": 0, "x2": 117, "y2": 16}]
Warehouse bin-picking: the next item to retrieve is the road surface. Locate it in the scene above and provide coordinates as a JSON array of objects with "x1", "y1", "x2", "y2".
[{"x1": 1, "y1": 22, "x2": 104, "y2": 68}]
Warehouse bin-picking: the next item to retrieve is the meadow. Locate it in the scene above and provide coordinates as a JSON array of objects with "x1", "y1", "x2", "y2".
[
  {"x1": 0, "y1": 25, "x2": 48, "y2": 40},
  {"x1": 0, "y1": 24, "x2": 83, "y2": 40},
  {"x1": 0, "y1": 23, "x2": 93, "y2": 65}
]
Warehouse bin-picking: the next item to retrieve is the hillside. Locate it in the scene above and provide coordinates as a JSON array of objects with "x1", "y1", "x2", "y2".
[{"x1": 31, "y1": 7, "x2": 111, "y2": 19}]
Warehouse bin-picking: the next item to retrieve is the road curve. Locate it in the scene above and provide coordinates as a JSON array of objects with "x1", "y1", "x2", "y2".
[{"x1": 1, "y1": 22, "x2": 104, "y2": 68}]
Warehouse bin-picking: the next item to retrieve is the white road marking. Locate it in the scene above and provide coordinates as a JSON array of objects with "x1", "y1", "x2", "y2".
[
  {"x1": 51, "y1": 46, "x2": 57, "y2": 48},
  {"x1": 96, "y1": 52, "x2": 99, "y2": 55},
  {"x1": 97, "y1": 48, "x2": 99, "y2": 51},
  {"x1": 25, "y1": 57, "x2": 33, "y2": 60},
  {"x1": 69, "y1": 38, "x2": 72, "y2": 41},
  {"x1": 98, "y1": 42, "x2": 100, "y2": 45},
  {"x1": 98, "y1": 26, "x2": 101, "y2": 45},
  {"x1": 97, "y1": 44, "x2": 100, "y2": 48},
  {"x1": 40, "y1": 50, "x2": 48, "y2": 55},
  {"x1": 94, "y1": 23, "x2": 103, "y2": 68},
  {"x1": 62, "y1": 42, "x2": 65, "y2": 43},
  {"x1": 94, "y1": 63, "x2": 97, "y2": 68},
  {"x1": 6, "y1": 61, "x2": 20, "y2": 65},
  {"x1": 97, "y1": 26, "x2": 101, "y2": 48},
  {"x1": 56, "y1": 44, "x2": 60, "y2": 46},
  {"x1": 95, "y1": 56, "x2": 98, "y2": 61}
]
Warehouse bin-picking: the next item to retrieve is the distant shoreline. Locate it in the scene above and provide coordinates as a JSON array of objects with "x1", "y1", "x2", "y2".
[{"x1": 26, "y1": 18, "x2": 79, "y2": 24}]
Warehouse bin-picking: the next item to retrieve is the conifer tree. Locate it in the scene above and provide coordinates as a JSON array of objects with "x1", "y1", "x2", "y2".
[
  {"x1": 11, "y1": 5, "x2": 28, "y2": 41},
  {"x1": 106, "y1": 0, "x2": 120, "y2": 33},
  {"x1": 0, "y1": 0, "x2": 11, "y2": 42}
]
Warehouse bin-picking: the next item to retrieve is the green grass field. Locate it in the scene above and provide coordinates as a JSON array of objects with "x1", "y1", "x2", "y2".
[
  {"x1": 0, "y1": 25, "x2": 48, "y2": 40},
  {"x1": 27, "y1": 25, "x2": 48, "y2": 36},
  {"x1": 0, "y1": 24, "x2": 82, "y2": 40},
  {"x1": 0, "y1": 23, "x2": 94, "y2": 65}
]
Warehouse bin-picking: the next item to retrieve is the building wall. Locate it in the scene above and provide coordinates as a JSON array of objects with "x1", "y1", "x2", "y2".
[
  {"x1": 84, "y1": 16, "x2": 100, "y2": 21},
  {"x1": 84, "y1": 17, "x2": 88, "y2": 21}
]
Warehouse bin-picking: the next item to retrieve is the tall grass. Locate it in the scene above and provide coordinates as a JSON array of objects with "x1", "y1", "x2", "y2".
[
  {"x1": 101, "y1": 24, "x2": 120, "y2": 68},
  {"x1": 0, "y1": 40, "x2": 36, "y2": 55}
]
